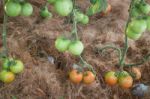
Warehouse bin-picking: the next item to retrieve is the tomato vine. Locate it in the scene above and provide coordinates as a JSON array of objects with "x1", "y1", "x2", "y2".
[{"x1": 97, "y1": 0, "x2": 150, "y2": 70}]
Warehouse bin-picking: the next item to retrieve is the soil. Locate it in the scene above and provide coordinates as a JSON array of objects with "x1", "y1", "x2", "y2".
[{"x1": 0, "y1": 0, "x2": 150, "y2": 99}]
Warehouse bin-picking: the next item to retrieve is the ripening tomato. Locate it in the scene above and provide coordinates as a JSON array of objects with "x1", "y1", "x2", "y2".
[
  {"x1": 139, "y1": 3, "x2": 150, "y2": 14},
  {"x1": 21, "y1": 3, "x2": 33, "y2": 16},
  {"x1": 146, "y1": 16, "x2": 150, "y2": 31},
  {"x1": 40, "y1": 7, "x2": 52, "y2": 18},
  {"x1": 75, "y1": 12, "x2": 84, "y2": 22},
  {"x1": 128, "y1": 19, "x2": 147, "y2": 34},
  {"x1": 55, "y1": 37, "x2": 71, "y2": 52},
  {"x1": 68, "y1": 40, "x2": 84, "y2": 56},
  {"x1": 54, "y1": 0, "x2": 73, "y2": 16},
  {"x1": 10, "y1": 60, "x2": 24, "y2": 74},
  {"x1": 48, "y1": 0, "x2": 56, "y2": 4},
  {"x1": 0, "y1": 70, "x2": 15, "y2": 83},
  {"x1": 104, "y1": 71, "x2": 118, "y2": 86},
  {"x1": 5, "y1": 1, "x2": 21, "y2": 17},
  {"x1": 101, "y1": 4, "x2": 112, "y2": 16},
  {"x1": 83, "y1": 71, "x2": 95, "y2": 84},
  {"x1": 80, "y1": 15, "x2": 89, "y2": 25},
  {"x1": 131, "y1": 67, "x2": 141, "y2": 80},
  {"x1": 126, "y1": 27, "x2": 142, "y2": 40},
  {"x1": 118, "y1": 75, "x2": 133, "y2": 89},
  {"x1": 69, "y1": 69, "x2": 83, "y2": 84}
]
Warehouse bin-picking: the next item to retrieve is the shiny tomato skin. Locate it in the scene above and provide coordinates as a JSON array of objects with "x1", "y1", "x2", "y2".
[
  {"x1": 69, "y1": 69, "x2": 83, "y2": 84},
  {"x1": 105, "y1": 71, "x2": 118, "y2": 86},
  {"x1": 54, "y1": 0, "x2": 73, "y2": 16},
  {"x1": 10, "y1": 60, "x2": 24, "y2": 74},
  {"x1": 68, "y1": 41, "x2": 84, "y2": 56},
  {"x1": 83, "y1": 71, "x2": 95, "y2": 84},
  {"x1": 21, "y1": 3, "x2": 33, "y2": 16},
  {"x1": 118, "y1": 75, "x2": 133, "y2": 89},
  {"x1": 139, "y1": 3, "x2": 150, "y2": 14},
  {"x1": 80, "y1": 15, "x2": 89, "y2": 25},
  {"x1": 55, "y1": 37, "x2": 71, "y2": 52},
  {"x1": 128, "y1": 19, "x2": 147, "y2": 34},
  {"x1": 5, "y1": 1, "x2": 21, "y2": 17},
  {"x1": 126, "y1": 27, "x2": 142, "y2": 40},
  {"x1": 0, "y1": 70, "x2": 15, "y2": 83}
]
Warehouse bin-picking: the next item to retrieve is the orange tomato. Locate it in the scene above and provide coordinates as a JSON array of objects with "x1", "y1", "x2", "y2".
[
  {"x1": 69, "y1": 69, "x2": 83, "y2": 84},
  {"x1": 83, "y1": 71, "x2": 95, "y2": 84},
  {"x1": 105, "y1": 71, "x2": 117, "y2": 86},
  {"x1": 118, "y1": 75, "x2": 133, "y2": 89},
  {"x1": 131, "y1": 67, "x2": 141, "y2": 80},
  {"x1": 101, "y1": 3, "x2": 112, "y2": 16}
]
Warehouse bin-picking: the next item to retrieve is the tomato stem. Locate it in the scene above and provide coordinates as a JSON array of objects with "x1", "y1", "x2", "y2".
[
  {"x1": 97, "y1": 45, "x2": 122, "y2": 62},
  {"x1": 71, "y1": 0, "x2": 78, "y2": 40},
  {"x1": 2, "y1": 0, "x2": 8, "y2": 57},
  {"x1": 124, "y1": 53, "x2": 150, "y2": 67}
]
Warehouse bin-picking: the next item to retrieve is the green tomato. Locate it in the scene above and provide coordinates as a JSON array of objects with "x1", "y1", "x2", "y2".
[
  {"x1": 146, "y1": 16, "x2": 150, "y2": 31},
  {"x1": 139, "y1": 3, "x2": 150, "y2": 14},
  {"x1": 40, "y1": 7, "x2": 52, "y2": 18},
  {"x1": 0, "y1": 70, "x2": 15, "y2": 83},
  {"x1": 5, "y1": 1, "x2": 21, "y2": 17},
  {"x1": 21, "y1": 3, "x2": 33, "y2": 16},
  {"x1": 75, "y1": 12, "x2": 84, "y2": 22},
  {"x1": 80, "y1": 15, "x2": 89, "y2": 25},
  {"x1": 2, "y1": 58, "x2": 14, "y2": 70},
  {"x1": 54, "y1": 0, "x2": 73, "y2": 16},
  {"x1": 68, "y1": 41, "x2": 84, "y2": 56},
  {"x1": 55, "y1": 37, "x2": 71, "y2": 52},
  {"x1": 48, "y1": 0, "x2": 56, "y2": 4},
  {"x1": 10, "y1": 60, "x2": 24, "y2": 74},
  {"x1": 126, "y1": 27, "x2": 142, "y2": 40},
  {"x1": 131, "y1": 8, "x2": 140, "y2": 17},
  {"x1": 128, "y1": 19, "x2": 147, "y2": 33}
]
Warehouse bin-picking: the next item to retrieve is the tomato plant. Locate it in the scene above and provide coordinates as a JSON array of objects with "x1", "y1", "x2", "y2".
[
  {"x1": 21, "y1": 3, "x2": 33, "y2": 16},
  {"x1": 54, "y1": 0, "x2": 73, "y2": 16},
  {"x1": 69, "y1": 69, "x2": 83, "y2": 84},
  {"x1": 83, "y1": 71, "x2": 95, "y2": 84},
  {"x1": 5, "y1": 1, "x2": 21, "y2": 17},
  {"x1": 0, "y1": 70, "x2": 15, "y2": 83},
  {"x1": 105, "y1": 71, "x2": 118, "y2": 86},
  {"x1": 55, "y1": 37, "x2": 71, "y2": 52},
  {"x1": 68, "y1": 40, "x2": 84, "y2": 56}
]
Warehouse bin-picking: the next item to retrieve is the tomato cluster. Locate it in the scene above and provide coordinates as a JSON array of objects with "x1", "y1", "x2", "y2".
[
  {"x1": 55, "y1": 37, "x2": 84, "y2": 56},
  {"x1": 69, "y1": 69, "x2": 95, "y2": 84},
  {"x1": 0, "y1": 58, "x2": 24, "y2": 83},
  {"x1": 75, "y1": 11, "x2": 89, "y2": 25},
  {"x1": 5, "y1": 0, "x2": 33, "y2": 17},
  {"x1": 104, "y1": 68, "x2": 141, "y2": 89},
  {"x1": 126, "y1": 1, "x2": 150, "y2": 40}
]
